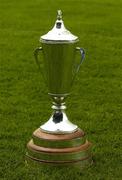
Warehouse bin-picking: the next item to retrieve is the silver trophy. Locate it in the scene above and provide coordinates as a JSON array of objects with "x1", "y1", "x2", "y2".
[
  {"x1": 26, "y1": 10, "x2": 92, "y2": 168},
  {"x1": 34, "y1": 10, "x2": 85, "y2": 134}
]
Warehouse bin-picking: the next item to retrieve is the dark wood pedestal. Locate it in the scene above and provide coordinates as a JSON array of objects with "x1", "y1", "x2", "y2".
[{"x1": 26, "y1": 128, "x2": 92, "y2": 169}]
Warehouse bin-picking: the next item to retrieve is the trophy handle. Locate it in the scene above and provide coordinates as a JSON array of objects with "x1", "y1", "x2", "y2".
[
  {"x1": 71, "y1": 47, "x2": 85, "y2": 85},
  {"x1": 34, "y1": 47, "x2": 43, "y2": 69},
  {"x1": 75, "y1": 47, "x2": 85, "y2": 73}
]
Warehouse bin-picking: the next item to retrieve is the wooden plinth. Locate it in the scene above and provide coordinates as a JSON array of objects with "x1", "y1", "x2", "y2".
[{"x1": 26, "y1": 128, "x2": 92, "y2": 168}]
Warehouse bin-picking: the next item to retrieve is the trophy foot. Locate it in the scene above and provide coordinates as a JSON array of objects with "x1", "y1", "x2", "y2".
[
  {"x1": 26, "y1": 128, "x2": 93, "y2": 169},
  {"x1": 40, "y1": 95, "x2": 78, "y2": 134},
  {"x1": 40, "y1": 111, "x2": 78, "y2": 134}
]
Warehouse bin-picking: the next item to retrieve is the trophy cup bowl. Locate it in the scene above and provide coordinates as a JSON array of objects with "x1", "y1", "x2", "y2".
[{"x1": 26, "y1": 10, "x2": 92, "y2": 169}]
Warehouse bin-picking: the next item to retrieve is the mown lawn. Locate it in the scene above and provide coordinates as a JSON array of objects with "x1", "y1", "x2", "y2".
[{"x1": 0, "y1": 0, "x2": 121, "y2": 179}]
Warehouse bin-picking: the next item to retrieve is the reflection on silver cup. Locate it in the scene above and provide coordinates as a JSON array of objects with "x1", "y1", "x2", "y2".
[{"x1": 34, "y1": 10, "x2": 85, "y2": 134}]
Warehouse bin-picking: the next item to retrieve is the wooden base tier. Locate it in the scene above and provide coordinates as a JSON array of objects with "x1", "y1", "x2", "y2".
[{"x1": 26, "y1": 128, "x2": 93, "y2": 169}]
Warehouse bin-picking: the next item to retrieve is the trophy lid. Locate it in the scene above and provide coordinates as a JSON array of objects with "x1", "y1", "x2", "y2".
[{"x1": 40, "y1": 10, "x2": 78, "y2": 43}]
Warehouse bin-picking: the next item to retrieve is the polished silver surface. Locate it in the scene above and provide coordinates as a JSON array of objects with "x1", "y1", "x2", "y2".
[
  {"x1": 40, "y1": 111, "x2": 78, "y2": 134},
  {"x1": 41, "y1": 10, "x2": 78, "y2": 43},
  {"x1": 40, "y1": 96, "x2": 77, "y2": 134},
  {"x1": 34, "y1": 10, "x2": 85, "y2": 134},
  {"x1": 34, "y1": 45, "x2": 85, "y2": 96}
]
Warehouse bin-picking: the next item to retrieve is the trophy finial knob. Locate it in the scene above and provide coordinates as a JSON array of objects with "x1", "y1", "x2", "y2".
[{"x1": 57, "y1": 10, "x2": 62, "y2": 20}]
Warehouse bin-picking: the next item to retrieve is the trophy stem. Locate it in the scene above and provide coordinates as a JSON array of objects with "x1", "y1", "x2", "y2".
[{"x1": 40, "y1": 95, "x2": 78, "y2": 134}]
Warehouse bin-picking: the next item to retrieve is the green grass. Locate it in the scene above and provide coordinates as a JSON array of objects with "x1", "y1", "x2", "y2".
[{"x1": 0, "y1": 0, "x2": 122, "y2": 179}]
